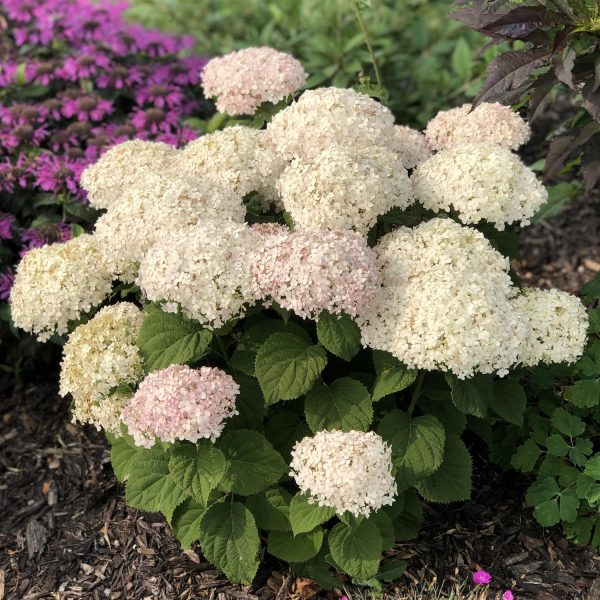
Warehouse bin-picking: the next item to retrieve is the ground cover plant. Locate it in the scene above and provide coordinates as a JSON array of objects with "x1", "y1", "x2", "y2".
[
  {"x1": 7, "y1": 44, "x2": 596, "y2": 593},
  {"x1": 0, "y1": 0, "x2": 210, "y2": 375}
]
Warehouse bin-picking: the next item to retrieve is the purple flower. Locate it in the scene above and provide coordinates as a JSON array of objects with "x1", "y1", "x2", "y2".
[
  {"x1": 135, "y1": 84, "x2": 186, "y2": 109},
  {"x1": 0, "y1": 269, "x2": 15, "y2": 301},
  {"x1": 61, "y1": 95, "x2": 114, "y2": 122},
  {"x1": 96, "y1": 64, "x2": 143, "y2": 90},
  {"x1": 35, "y1": 154, "x2": 85, "y2": 194},
  {"x1": 502, "y1": 591, "x2": 514, "y2": 600},
  {"x1": 58, "y1": 46, "x2": 112, "y2": 81},
  {"x1": 3, "y1": 0, "x2": 35, "y2": 22},
  {"x1": 2, "y1": 123, "x2": 48, "y2": 150},
  {"x1": 0, "y1": 214, "x2": 16, "y2": 240},
  {"x1": 19, "y1": 221, "x2": 72, "y2": 256},
  {"x1": 131, "y1": 107, "x2": 180, "y2": 134},
  {"x1": 473, "y1": 570, "x2": 492, "y2": 585}
]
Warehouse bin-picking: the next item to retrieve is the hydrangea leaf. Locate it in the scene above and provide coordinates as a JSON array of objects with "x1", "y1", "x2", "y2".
[
  {"x1": 255, "y1": 332, "x2": 327, "y2": 405},
  {"x1": 226, "y1": 375, "x2": 266, "y2": 430},
  {"x1": 393, "y1": 489, "x2": 423, "y2": 541},
  {"x1": 416, "y1": 435, "x2": 472, "y2": 503},
  {"x1": 197, "y1": 501, "x2": 260, "y2": 585},
  {"x1": 169, "y1": 441, "x2": 226, "y2": 505},
  {"x1": 328, "y1": 520, "x2": 382, "y2": 581},
  {"x1": 551, "y1": 407, "x2": 586, "y2": 437},
  {"x1": 419, "y1": 397, "x2": 467, "y2": 436},
  {"x1": 564, "y1": 379, "x2": 600, "y2": 408},
  {"x1": 305, "y1": 377, "x2": 373, "y2": 433},
  {"x1": 378, "y1": 559, "x2": 407, "y2": 582},
  {"x1": 511, "y1": 439, "x2": 541, "y2": 473},
  {"x1": 245, "y1": 487, "x2": 292, "y2": 532},
  {"x1": 316, "y1": 311, "x2": 361, "y2": 361},
  {"x1": 372, "y1": 363, "x2": 418, "y2": 403},
  {"x1": 368, "y1": 510, "x2": 395, "y2": 551},
  {"x1": 490, "y1": 377, "x2": 527, "y2": 426},
  {"x1": 378, "y1": 410, "x2": 445, "y2": 488},
  {"x1": 138, "y1": 305, "x2": 213, "y2": 373},
  {"x1": 264, "y1": 410, "x2": 311, "y2": 460},
  {"x1": 125, "y1": 445, "x2": 189, "y2": 523},
  {"x1": 267, "y1": 528, "x2": 324, "y2": 563},
  {"x1": 446, "y1": 373, "x2": 493, "y2": 418},
  {"x1": 110, "y1": 434, "x2": 142, "y2": 482},
  {"x1": 171, "y1": 497, "x2": 208, "y2": 548},
  {"x1": 218, "y1": 429, "x2": 287, "y2": 496},
  {"x1": 289, "y1": 493, "x2": 336, "y2": 536}
]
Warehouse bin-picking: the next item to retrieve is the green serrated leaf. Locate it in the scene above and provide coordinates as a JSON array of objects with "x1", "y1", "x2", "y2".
[
  {"x1": 305, "y1": 377, "x2": 372, "y2": 433},
  {"x1": 559, "y1": 489, "x2": 580, "y2": 523},
  {"x1": 378, "y1": 410, "x2": 445, "y2": 489},
  {"x1": 378, "y1": 559, "x2": 407, "y2": 582},
  {"x1": 255, "y1": 333, "x2": 327, "y2": 405},
  {"x1": 226, "y1": 375, "x2": 266, "y2": 430},
  {"x1": 198, "y1": 502, "x2": 259, "y2": 584},
  {"x1": 564, "y1": 379, "x2": 600, "y2": 408},
  {"x1": 372, "y1": 363, "x2": 417, "y2": 403},
  {"x1": 533, "y1": 499, "x2": 561, "y2": 527},
  {"x1": 446, "y1": 373, "x2": 492, "y2": 418},
  {"x1": 138, "y1": 306, "x2": 212, "y2": 373},
  {"x1": 289, "y1": 493, "x2": 336, "y2": 536},
  {"x1": 268, "y1": 528, "x2": 324, "y2": 563},
  {"x1": 316, "y1": 312, "x2": 361, "y2": 361},
  {"x1": 110, "y1": 434, "x2": 141, "y2": 482},
  {"x1": 245, "y1": 487, "x2": 292, "y2": 532},
  {"x1": 169, "y1": 442, "x2": 226, "y2": 505},
  {"x1": 491, "y1": 377, "x2": 526, "y2": 426},
  {"x1": 369, "y1": 511, "x2": 395, "y2": 551},
  {"x1": 552, "y1": 408, "x2": 586, "y2": 437},
  {"x1": 264, "y1": 410, "x2": 311, "y2": 460},
  {"x1": 393, "y1": 489, "x2": 422, "y2": 541},
  {"x1": 219, "y1": 429, "x2": 287, "y2": 495},
  {"x1": 545, "y1": 434, "x2": 570, "y2": 457},
  {"x1": 419, "y1": 397, "x2": 466, "y2": 436},
  {"x1": 328, "y1": 520, "x2": 382, "y2": 581},
  {"x1": 125, "y1": 446, "x2": 189, "y2": 522},
  {"x1": 512, "y1": 439, "x2": 541, "y2": 473},
  {"x1": 584, "y1": 456, "x2": 600, "y2": 479},
  {"x1": 527, "y1": 477, "x2": 559, "y2": 506},
  {"x1": 171, "y1": 497, "x2": 208, "y2": 547},
  {"x1": 416, "y1": 435, "x2": 472, "y2": 503}
]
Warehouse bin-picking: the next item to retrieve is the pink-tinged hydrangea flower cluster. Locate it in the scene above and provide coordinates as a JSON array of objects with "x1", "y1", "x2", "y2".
[
  {"x1": 0, "y1": 0, "x2": 209, "y2": 299},
  {"x1": 121, "y1": 364, "x2": 239, "y2": 448},
  {"x1": 202, "y1": 47, "x2": 307, "y2": 116},
  {"x1": 252, "y1": 228, "x2": 380, "y2": 319}
]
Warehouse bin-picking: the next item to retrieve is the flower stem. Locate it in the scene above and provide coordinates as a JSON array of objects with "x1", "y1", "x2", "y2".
[
  {"x1": 352, "y1": 1, "x2": 383, "y2": 90},
  {"x1": 407, "y1": 371, "x2": 425, "y2": 416}
]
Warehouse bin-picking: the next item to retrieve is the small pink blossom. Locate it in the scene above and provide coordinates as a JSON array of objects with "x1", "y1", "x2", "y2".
[
  {"x1": 502, "y1": 591, "x2": 514, "y2": 600},
  {"x1": 472, "y1": 570, "x2": 492, "y2": 585}
]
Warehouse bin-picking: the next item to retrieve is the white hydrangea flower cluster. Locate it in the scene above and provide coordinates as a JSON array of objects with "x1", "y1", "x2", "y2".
[
  {"x1": 512, "y1": 288, "x2": 588, "y2": 366},
  {"x1": 80, "y1": 140, "x2": 180, "y2": 210},
  {"x1": 9, "y1": 235, "x2": 113, "y2": 341},
  {"x1": 290, "y1": 430, "x2": 397, "y2": 518},
  {"x1": 252, "y1": 228, "x2": 380, "y2": 318},
  {"x1": 201, "y1": 47, "x2": 307, "y2": 116},
  {"x1": 59, "y1": 302, "x2": 144, "y2": 432},
  {"x1": 411, "y1": 143, "x2": 548, "y2": 230},
  {"x1": 358, "y1": 218, "x2": 528, "y2": 378},
  {"x1": 137, "y1": 220, "x2": 256, "y2": 329},
  {"x1": 277, "y1": 146, "x2": 413, "y2": 234},
  {"x1": 425, "y1": 102, "x2": 531, "y2": 151},
  {"x1": 392, "y1": 125, "x2": 432, "y2": 169}
]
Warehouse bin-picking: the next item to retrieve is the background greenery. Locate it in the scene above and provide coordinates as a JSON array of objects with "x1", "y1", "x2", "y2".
[{"x1": 126, "y1": 0, "x2": 500, "y2": 126}]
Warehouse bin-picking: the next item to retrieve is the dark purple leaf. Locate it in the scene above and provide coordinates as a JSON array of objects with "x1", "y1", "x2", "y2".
[
  {"x1": 553, "y1": 45, "x2": 576, "y2": 89},
  {"x1": 544, "y1": 122, "x2": 600, "y2": 180},
  {"x1": 528, "y1": 71, "x2": 560, "y2": 121},
  {"x1": 583, "y1": 79, "x2": 600, "y2": 122},
  {"x1": 582, "y1": 134, "x2": 600, "y2": 191}
]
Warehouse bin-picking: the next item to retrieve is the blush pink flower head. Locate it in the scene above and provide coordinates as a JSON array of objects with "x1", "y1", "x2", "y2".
[
  {"x1": 121, "y1": 364, "x2": 239, "y2": 448},
  {"x1": 472, "y1": 570, "x2": 492, "y2": 585},
  {"x1": 202, "y1": 47, "x2": 307, "y2": 116}
]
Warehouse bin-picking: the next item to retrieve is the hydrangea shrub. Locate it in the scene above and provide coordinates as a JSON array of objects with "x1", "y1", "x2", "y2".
[
  {"x1": 0, "y1": 0, "x2": 210, "y2": 369},
  {"x1": 9, "y1": 48, "x2": 592, "y2": 588}
]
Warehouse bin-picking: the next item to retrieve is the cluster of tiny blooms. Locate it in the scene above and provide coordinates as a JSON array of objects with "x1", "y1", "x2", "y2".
[
  {"x1": 277, "y1": 146, "x2": 414, "y2": 234},
  {"x1": 181, "y1": 126, "x2": 285, "y2": 210},
  {"x1": 252, "y1": 228, "x2": 380, "y2": 319},
  {"x1": 267, "y1": 87, "x2": 398, "y2": 160},
  {"x1": 392, "y1": 125, "x2": 432, "y2": 169},
  {"x1": 201, "y1": 47, "x2": 307, "y2": 116},
  {"x1": 59, "y1": 302, "x2": 144, "y2": 432},
  {"x1": 137, "y1": 221, "x2": 256, "y2": 329},
  {"x1": 93, "y1": 173, "x2": 244, "y2": 281},
  {"x1": 424, "y1": 102, "x2": 531, "y2": 151},
  {"x1": 289, "y1": 430, "x2": 397, "y2": 518},
  {"x1": 357, "y1": 219, "x2": 527, "y2": 378},
  {"x1": 512, "y1": 288, "x2": 588, "y2": 366},
  {"x1": 121, "y1": 364, "x2": 239, "y2": 448},
  {"x1": 9, "y1": 235, "x2": 113, "y2": 341},
  {"x1": 411, "y1": 143, "x2": 547, "y2": 230},
  {"x1": 0, "y1": 0, "x2": 209, "y2": 295}
]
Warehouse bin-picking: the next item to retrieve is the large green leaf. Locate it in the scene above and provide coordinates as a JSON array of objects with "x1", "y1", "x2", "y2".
[
  {"x1": 171, "y1": 497, "x2": 208, "y2": 547},
  {"x1": 289, "y1": 493, "x2": 336, "y2": 536},
  {"x1": 138, "y1": 305, "x2": 212, "y2": 373},
  {"x1": 552, "y1": 408, "x2": 586, "y2": 437},
  {"x1": 491, "y1": 377, "x2": 526, "y2": 426},
  {"x1": 564, "y1": 379, "x2": 600, "y2": 409},
  {"x1": 416, "y1": 435, "x2": 472, "y2": 503},
  {"x1": 446, "y1": 373, "x2": 493, "y2": 418},
  {"x1": 198, "y1": 502, "x2": 260, "y2": 584},
  {"x1": 226, "y1": 375, "x2": 266, "y2": 430},
  {"x1": 245, "y1": 487, "x2": 292, "y2": 532},
  {"x1": 305, "y1": 377, "x2": 372, "y2": 433},
  {"x1": 255, "y1": 332, "x2": 327, "y2": 405},
  {"x1": 110, "y1": 434, "x2": 142, "y2": 482},
  {"x1": 268, "y1": 528, "x2": 324, "y2": 563},
  {"x1": 264, "y1": 410, "x2": 311, "y2": 460},
  {"x1": 169, "y1": 442, "x2": 226, "y2": 505},
  {"x1": 372, "y1": 362, "x2": 417, "y2": 403},
  {"x1": 328, "y1": 520, "x2": 382, "y2": 581},
  {"x1": 378, "y1": 410, "x2": 445, "y2": 489},
  {"x1": 125, "y1": 446, "x2": 189, "y2": 522},
  {"x1": 218, "y1": 429, "x2": 287, "y2": 495},
  {"x1": 393, "y1": 489, "x2": 423, "y2": 541},
  {"x1": 316, "y1": 312, "x2": 361, "y2": 361}
]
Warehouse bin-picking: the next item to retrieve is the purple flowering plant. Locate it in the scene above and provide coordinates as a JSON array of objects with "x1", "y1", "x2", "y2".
[{"x1": 0, "y1": 0, "x2": 211, "y2": 371}]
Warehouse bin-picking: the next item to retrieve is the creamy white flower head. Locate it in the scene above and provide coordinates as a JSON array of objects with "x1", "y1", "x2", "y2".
[
  {"x1": 392, "y1": 125, "x2": 432, "y2": 169},
  {"x1": 411, "y1": 143, "x2": 547, "y2": 230},
  {"x1": 267, "y1": 87, "x2": 397, "y2": 160},
  {"x1": 94, "y1": 173, "x2": 245, "y2": 282},
  {"x1": 290, "y1": 430, "x2": 397, "y2": 518},
  {"x1": 137, "y1": 220, "x2": 256, "y2": 329},
  {"x1": 357, "y1": 218, "x2": 527, "y2": 378},
  {"x1": 425, "y1": 102, "x2": 531, "y2": 151},
  {"x1": 512, "y1": 288, "x2": 588, "y2": 366},
  {"x1": 252, "y1": 228, "x2": 380, "y2": 319},
  {"x1": 201, "y1": 47, "x2": 307, "y2": 116},
  {"x1": 59, "y1": 302, "x2": 144, "y2": 433},
  {"x1": 10, "y1": 234, "x2": 113, "y2": 341},
  {"x1": 80, "y1": 140, "x2": 180, "y2": 210},
  {"x1": 277, "y1": 146, "x2": 414, "y2": 234},
  {"x1": 181, "y1": 126, "x2": 285, "y2": 211}
]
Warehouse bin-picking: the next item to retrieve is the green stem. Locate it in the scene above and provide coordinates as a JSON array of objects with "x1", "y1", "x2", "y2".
[
  {"x1": 352, "y1": 1, "x2": 383, "y2": 89},
  {"x1": 407, "y1": 371, "x2": 425, "y2": 416}
]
